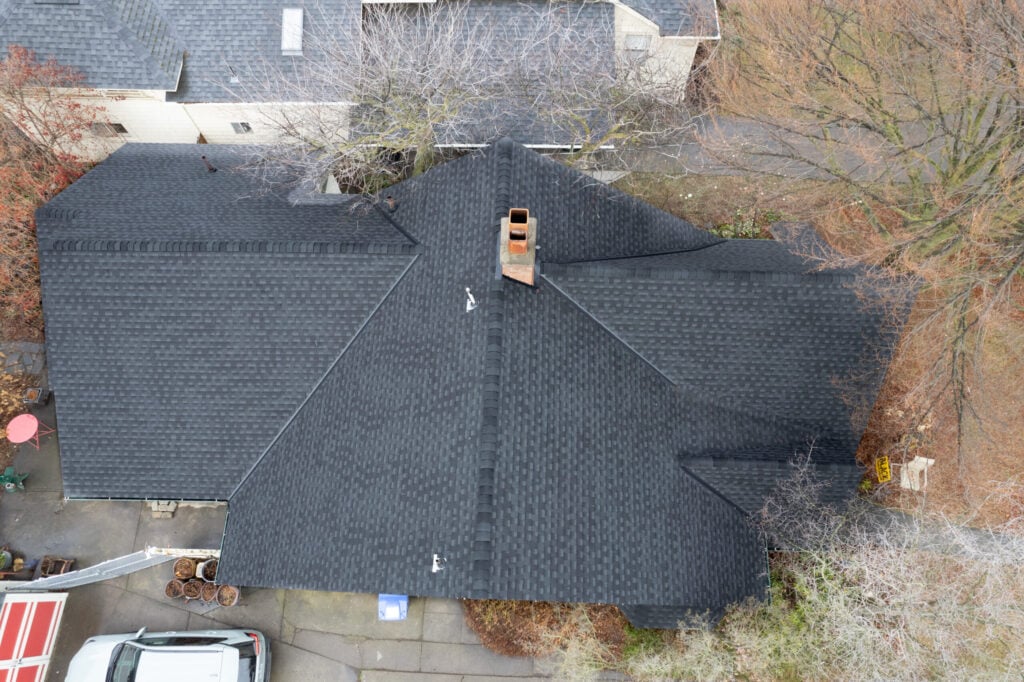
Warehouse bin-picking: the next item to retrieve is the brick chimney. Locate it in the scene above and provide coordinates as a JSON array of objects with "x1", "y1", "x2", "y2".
[{"x1": 500, "y1": 207, "x2": 538, "y2": 286}]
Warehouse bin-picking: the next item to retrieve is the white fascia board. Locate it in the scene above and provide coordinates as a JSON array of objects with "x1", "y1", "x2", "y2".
[
  {"x1": 171, "y1": 56, "x2": 183, "y2": 94},
  {"x1": 435, "y1": 143, "x2": 616, "y2": 150}
]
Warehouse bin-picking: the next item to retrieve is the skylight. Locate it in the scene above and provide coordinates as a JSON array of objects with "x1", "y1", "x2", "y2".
[{"x1": 281, "y1": 8, "x2": 304, "y2": 56}]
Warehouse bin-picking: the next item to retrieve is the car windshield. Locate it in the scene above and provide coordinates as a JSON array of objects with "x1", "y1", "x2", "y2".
[
  {"x1": 107, "y1": 643, "x2": 143, "y2": 682},
  {"x1": 234, "y1": 641, "x2": 257, "y2": 682}
]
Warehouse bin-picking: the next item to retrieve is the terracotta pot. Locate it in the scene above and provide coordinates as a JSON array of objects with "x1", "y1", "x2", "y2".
[
  {"x1": 200, "y1": 581, "x2": 219, "y2": 602},
  {"x1": 216, "y1": 585, "x2": 239, "y2": 607},
  {"x1": 164, "y1": 579, "x2": 185, "y2": 599},
  {"x1": 197, "y1": 559, "x2": 218, "y2": 582},
  {"x1": 173, "y1": 557, "x2": 196, "y2": 579},
  {"x1": 182, "y1": 579, "x2": 203, "y2": 600}
]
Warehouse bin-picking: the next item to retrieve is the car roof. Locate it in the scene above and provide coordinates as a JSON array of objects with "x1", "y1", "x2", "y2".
[{"x1": 136, "y1": 649, "x2": 234, "y2": 681}]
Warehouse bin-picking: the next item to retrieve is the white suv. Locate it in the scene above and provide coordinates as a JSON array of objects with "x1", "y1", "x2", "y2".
[{"x1": 66, "y1": 628, "x2": 270, "y2": 682}]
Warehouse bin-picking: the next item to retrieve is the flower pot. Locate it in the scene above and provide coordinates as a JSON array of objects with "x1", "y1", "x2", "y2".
[
  {"x1": 164, "y1": 579, "x2": 185, "y2": 599},
  {"x1": 182, "y1": 579, "x2": 203, "y2": 600},
  {"x1": 173, "y1": 557, "x2": 196, "y2": 579},
  {"x1": 216, "y1": 585, "x2": 239, "y2": 607},
  {"x1": 197, "y1": 559, "x2": 218, "y2": 582},
  {"x1": 200, "y1": 581, "x2": 219, "y2": 602}
]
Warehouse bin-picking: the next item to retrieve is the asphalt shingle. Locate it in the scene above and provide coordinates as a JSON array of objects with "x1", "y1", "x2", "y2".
[{"x1": 39, "y1": 138, "x2": 901, "y2": 627}]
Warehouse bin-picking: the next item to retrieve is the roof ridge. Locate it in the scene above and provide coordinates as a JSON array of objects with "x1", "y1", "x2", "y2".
[
  {"x1": 470, "y1": 279, "x2": 505, "y2": 598},
  {"x1": 493, "y1": 138, "x2": 515, "y2": 226},
  {"x1": 38, "y1": 239, "x2": 421, "y2": 256},
  {"x1": 680, "y1": 455, "x2": 861, "y2": 471},
  {"x1": 674, "y1": 461, "x2": 771, "y2": 597},
  {"x1": 226, "y1": 254, "x2": 420, "y2": 500},
  {"x1": 468, "y1": 139, "x2": 515, "y2": 598},
  {"x1": 541, "y1": 272, "x2": 677, "y2": 387},
  {"x1": 546, "y1": 260, "x2": 854, "y2": 284},
  {"x1": 547, "y1": 240, "x2": 727, "y2": 266}
]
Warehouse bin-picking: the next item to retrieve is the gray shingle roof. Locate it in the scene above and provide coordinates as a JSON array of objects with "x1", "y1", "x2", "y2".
[
  {"x1": 0, "y1": 0, "x2": 358, "y2": 101},
  {"x1": 619, "y1": 0, "x2": 719, "y2": 37},
  {"x1": 161, "y1": 0, "x2": 360, "y2": 103},
  {"x1": 0, "y1": 0, "x2": 184, "y2": 90},
  {"x1": 39, "y1": 139, "x2": 900, "y2": 627},
  {"x1": 0, "y1": 0, "x2": 711, "y2": 102}
]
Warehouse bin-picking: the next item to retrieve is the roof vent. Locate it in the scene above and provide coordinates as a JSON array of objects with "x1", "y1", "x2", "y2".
[{"x1": 500, "y1": 208, "x2": 538, "y2": 286}]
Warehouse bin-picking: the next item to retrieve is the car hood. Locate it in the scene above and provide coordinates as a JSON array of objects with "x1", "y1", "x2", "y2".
[{"x1": 66, "y1": 640, "x2": 121, "y2": 681}]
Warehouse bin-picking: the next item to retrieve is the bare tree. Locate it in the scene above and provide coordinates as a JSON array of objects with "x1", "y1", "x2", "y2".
[
  {"x1": 703, "y1": 0, "x2": 1024, "y2": 468},
  {"x1": 0, "y1": 45, "x2": 99, "y2": 164},
  {"x1": 231, "y1": 0, "x2": 696, "y2": 189},
  {"x1": 0, "y1": 46, "x2": 97, "y2": 338}
]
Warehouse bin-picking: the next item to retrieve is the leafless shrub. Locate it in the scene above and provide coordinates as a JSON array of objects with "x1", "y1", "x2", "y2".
[
  {"x1": 552, "y1": 455, "x2": 1024, "y2": 681},
  {"x1": 229, "y1": 0, "x2": 697, "y2": 190}
]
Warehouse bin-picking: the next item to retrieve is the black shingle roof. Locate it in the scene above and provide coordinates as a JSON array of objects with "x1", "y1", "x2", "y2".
[
  {"x1": 39, "y1": 139, "x2": 899, "y2": 627},
  {"x1": 37, "y1": 144, "x2": 416, "y2": 499}
]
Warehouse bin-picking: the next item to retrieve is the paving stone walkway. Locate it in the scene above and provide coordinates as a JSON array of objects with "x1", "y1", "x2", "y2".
[{"x1": 0, "y1": 341, "x2": 45, "y2": 376}]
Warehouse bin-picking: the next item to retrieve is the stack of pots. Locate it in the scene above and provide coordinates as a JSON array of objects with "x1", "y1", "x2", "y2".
[{"x1": 163, "y1": 557, "x2": 240, "y2": 607}]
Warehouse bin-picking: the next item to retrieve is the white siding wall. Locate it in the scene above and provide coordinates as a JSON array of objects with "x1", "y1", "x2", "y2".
[
  {"x1": 66, "y1": 90, "x2": 199, "y2": 159},
  {"x1": 613, "y1": 3, "x2": 699, "y2": 87},
  {"x1": 56, "y1": 93, "x2": 352, "y2": 160},
  {"x1": 183, "y1": 102, "x2": 351, "y2": 145}
]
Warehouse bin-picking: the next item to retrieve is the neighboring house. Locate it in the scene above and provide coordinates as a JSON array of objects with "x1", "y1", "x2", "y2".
[
  {"x1": 36, "y1": 139, "x2": 902, "y2": 627},
  {"x1": 0, "y1": 0, "x2": 717, "y2": 158}
]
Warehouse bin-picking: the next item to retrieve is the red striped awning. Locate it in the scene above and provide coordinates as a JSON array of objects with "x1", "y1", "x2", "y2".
[{"x1": 0, "y1": 593, "x2": 68, "y2": 682}]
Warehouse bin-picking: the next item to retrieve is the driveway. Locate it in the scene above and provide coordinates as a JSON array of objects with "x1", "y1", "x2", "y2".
[{"x1": 0, "y1": 401, "x2": 554, "y2": 681}]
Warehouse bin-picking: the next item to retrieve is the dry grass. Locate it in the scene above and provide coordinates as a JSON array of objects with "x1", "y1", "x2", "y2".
[
  {"x1": 862, "y1": 303, "x2": 1024, "y2": 526},
  {"x1": 462, "y1": 600, "x2": 631, "y2": 659}
]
